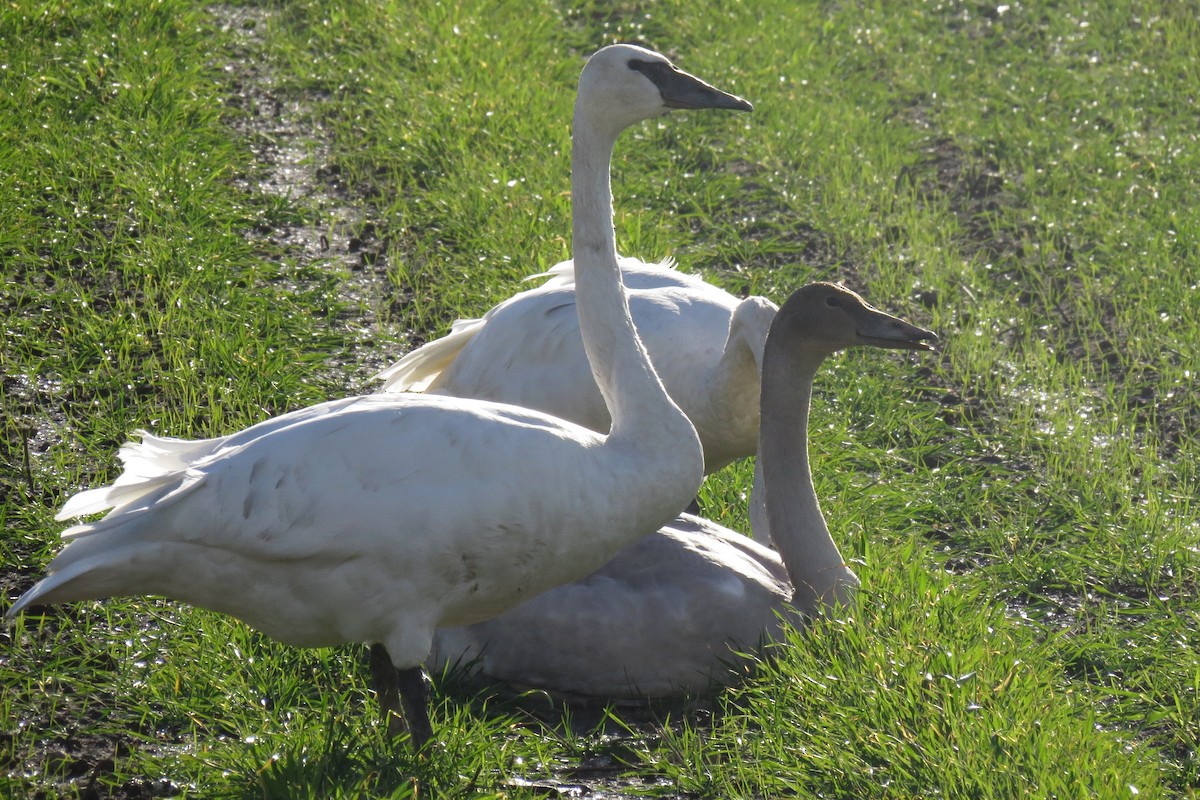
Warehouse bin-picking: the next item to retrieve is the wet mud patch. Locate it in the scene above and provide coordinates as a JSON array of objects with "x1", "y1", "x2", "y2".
[
  {"x1": 211, "y1": 4, "x2": 404, "y2": 394},
  {"x1": 4, "y1": 731, "x2": 180, "y2": 800}
]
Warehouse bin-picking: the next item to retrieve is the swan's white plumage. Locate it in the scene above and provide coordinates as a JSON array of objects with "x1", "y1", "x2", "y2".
[
  {"x1": 522, "y1": 255, "x2": 679, "y2": 290},
  {"x1": 377, "y1": 257, "x2": 779, "y2": 474},
  {"x1": 429, "y1": 283, "x2": 937, "y2": 699},
  {"x1": 8, "y1": 44, "x2": 753, "y2": 742},
  {"x1": 374, "y1": 257, "x2": 687, "y2": 393},
  {"x1": 34, "y1": 395, "x2": 693, "y2": 650}
]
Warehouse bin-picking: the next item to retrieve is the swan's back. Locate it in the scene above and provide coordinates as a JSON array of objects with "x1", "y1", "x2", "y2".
[
  {"x1": 434, "y1": 280, "x2": 735, "y2": 426},
  {"x1": 376, "y1": 258, "x2": 720, "y2": 396},
  {"x1": 378, "y1": 258, "x2": 772, "y2": 468}
]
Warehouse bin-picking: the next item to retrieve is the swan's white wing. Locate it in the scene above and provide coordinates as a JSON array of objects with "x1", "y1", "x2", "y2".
[{"x1": 376, "y1": 257, "x2": 708, "y2": 395}]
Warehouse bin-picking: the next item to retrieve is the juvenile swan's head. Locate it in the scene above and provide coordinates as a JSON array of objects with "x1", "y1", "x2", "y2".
[{"x1": 768, "y1": 282, "x2": 939, "y2": 361}]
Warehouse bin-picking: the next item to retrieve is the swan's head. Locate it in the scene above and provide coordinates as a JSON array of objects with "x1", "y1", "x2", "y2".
[
  {"x1": 577, "y1": 44, "x2": 752, "y2": 134},
  {"x1": 770, "y1": 282, "x2": 938, "y2": 358}
]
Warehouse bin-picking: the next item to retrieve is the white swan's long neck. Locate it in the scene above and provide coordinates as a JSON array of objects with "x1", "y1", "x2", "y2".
[
  {"x1": 570, "y1": 108, "x2": 699, "y2": 455},
  {"x1": 758, "y1": 348, "x2": 859, "y2": 614}
]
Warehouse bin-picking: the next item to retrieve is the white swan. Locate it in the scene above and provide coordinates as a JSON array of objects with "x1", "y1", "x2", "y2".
[
  {"x1": 429, "y1": 282, "x2": 936, "y2": 699},
  {"x1": 376, "y1": 257, "x2": 779, "y2": 476},
  {"x1": 5, "y1": 44, "x2": 752, "y2": 749}
]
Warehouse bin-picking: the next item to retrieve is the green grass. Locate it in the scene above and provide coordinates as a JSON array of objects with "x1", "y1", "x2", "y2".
[{"x1": 2, "y1": 0, "x2": 1198, "y2": 797}]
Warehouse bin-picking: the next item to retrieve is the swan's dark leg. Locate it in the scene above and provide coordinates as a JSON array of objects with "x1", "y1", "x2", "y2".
[
  {"x1": 369, "y1": 643, "x2": 406, "y2": 739},
  {"x1": 397, "y1": 665, "x2": 433, "y2": 751},
  {"x1": 368, "y1": 644, "x2": 433, "y2": 751}
]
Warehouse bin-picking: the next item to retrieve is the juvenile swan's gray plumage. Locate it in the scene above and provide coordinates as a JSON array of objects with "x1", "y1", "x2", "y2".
[{"x1": 7, "y1": 44, "x2": 751, "y2": 750}]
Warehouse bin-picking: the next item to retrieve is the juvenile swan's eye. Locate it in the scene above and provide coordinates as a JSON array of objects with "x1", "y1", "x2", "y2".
[{"x1": 824, "y1": 295, "x2": 841, "y2": 308}]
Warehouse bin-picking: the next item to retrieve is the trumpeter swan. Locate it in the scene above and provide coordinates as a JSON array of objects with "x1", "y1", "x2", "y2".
[
  {"x1": 429, "y1": 283, "x2": 936, "y2": 699},
  {"x1": 6, "y1": 44, "x2": 751, "y2": 750},
  {"x1": 376, "y1": 258, "x2": 779, "y2": 476}
]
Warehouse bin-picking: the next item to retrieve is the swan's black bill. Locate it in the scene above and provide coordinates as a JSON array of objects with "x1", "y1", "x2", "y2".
[
  {"x1": 858, "y1": 317, "x2": 939, "y2": 352},
  {"x1": 851, "y1": 298, "x2": 939, "y2": 351},
  {"x1": 629, "y1": 59, "x2": 754, "y2": 113}
]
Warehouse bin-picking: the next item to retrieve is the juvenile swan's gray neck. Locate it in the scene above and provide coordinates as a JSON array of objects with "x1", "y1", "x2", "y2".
[{"x1": 758, "y1": 346, "x2": 858, "y2": 613}]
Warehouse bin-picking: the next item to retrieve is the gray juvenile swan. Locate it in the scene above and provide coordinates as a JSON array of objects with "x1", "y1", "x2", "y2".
[
  {"x1": 6, "y1": 44, "x2": 751, "y2": 750},
  {"x1": 429, "y1": 283, "x2": 937, "y2": 699}
]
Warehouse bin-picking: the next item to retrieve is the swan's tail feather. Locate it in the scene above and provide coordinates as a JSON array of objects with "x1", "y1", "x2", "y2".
[
  {"x1": 375, "y1": 261, "x2": 580, "y2": 393},
  {"x1": 8, "y1": 472, "x2": 207, "y2": 620},
  {"x1": 6, "y1": 544, "x2": 166, "y2": 619},
  {"x1": 55, "y1": 429, "x2": 217, "y2": 523},
  {"x1": 523, "y1": 259, "x2": 576, "y2": 287},
  {"x1": 117, "y1": 431, "x2": 227, "y2": 477},
  {"x1": 58, "y1": 470, "x2": 205, "y2": 539},
  {"x1": 56, "y1": 481, "x2": 154, "y2": 522},
  {"x1": 374, "y1": 317, "x2": 485, "y2": 393},
  {"x1": 56, "y1": 429, "x2": 225, "y2": 522}
]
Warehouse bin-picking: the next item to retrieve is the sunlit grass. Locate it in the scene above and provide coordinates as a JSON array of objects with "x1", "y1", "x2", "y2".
[{"x1": 2, "y1": 0, "x2": 1197, "y2": 797}]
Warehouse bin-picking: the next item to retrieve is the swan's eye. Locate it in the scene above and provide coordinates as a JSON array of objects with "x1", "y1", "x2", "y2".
[{"x1": 825, "y1": 296, "x2": 841, "y2": 308}]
